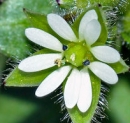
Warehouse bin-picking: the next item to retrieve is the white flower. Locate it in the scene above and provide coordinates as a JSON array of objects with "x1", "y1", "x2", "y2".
[{"x1": 18, "y1": 9, "x2": 120, "y2": 113}]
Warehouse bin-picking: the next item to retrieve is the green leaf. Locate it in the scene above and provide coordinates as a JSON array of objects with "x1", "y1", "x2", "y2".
[
  {"x1": 5, "y1": 66, "x2": 56, "y2": 87},
  {"x1": 109, "y1": 58, "x2": 129, "y2": 74},
  {"x1": 67, "y1": 72, "x2": 101, "y2": 123},
  {"x1": 0, "y1": 0, "x2": 54, "y2": 59},
  {"x1": 56, "y1": 0, "x2": 76, "y2": 9},
  {"x1": 76, "y1": 0, "x2": 122, "y2": 8},
  {"x1": 58, "y1": 0, "x2": 123, "y2": 8},
  {"x1": 5, "y1": 49, "x2": 58, "y2": 87},
  {"x1": 23, "y1": 9, "x2": 53, "y2": 34}
]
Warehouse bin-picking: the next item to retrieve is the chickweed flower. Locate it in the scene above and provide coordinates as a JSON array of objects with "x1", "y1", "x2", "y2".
[{"x1": 18, "y1": 9, "x2": 120, "y2": 113}]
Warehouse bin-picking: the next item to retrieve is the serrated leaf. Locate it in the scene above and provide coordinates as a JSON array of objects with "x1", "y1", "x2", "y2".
[
  {"x1": 0, "y1": 0, "x2": 54, "y2": 59},
  {"x1": 109, "y1": 58, "x2": 129, "y2": 74},
  {"x1": 5, "y1": 49, "x2": 58, "y2": 87},
  {"x1": 66, "y1": 72, "x2": 101, "y2": 123}
]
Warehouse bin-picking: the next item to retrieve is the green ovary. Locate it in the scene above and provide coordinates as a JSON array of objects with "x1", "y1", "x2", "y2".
[{"x1": 64, "y1": 42, "x2": 93, "y2": 67}]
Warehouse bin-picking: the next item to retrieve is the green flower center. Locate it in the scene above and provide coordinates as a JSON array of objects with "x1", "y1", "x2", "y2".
[{"x1": 64, "y1": 42, "x2": 94, "y2": 67}]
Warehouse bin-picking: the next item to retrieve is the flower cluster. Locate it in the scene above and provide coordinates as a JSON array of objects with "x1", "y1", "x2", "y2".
[{"x1": 18, "y1": 9, "x2": 120, "y2": 113}]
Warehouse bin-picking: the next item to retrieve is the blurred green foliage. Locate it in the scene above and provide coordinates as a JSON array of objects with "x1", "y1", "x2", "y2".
[
  {"x1": 0, "y1": 87, "x2": 63, "y2": 123},
  {"x1": 0, "y1": 0, "x2": 54, "y2": 59},
  {"x1": 108, "y1": 74, "x2": 130, "y2": 123}
]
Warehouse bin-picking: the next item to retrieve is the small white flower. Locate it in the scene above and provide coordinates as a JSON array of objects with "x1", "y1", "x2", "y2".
[{"x1": 18, "y1": 9, "x2": 120, "y2": 113}]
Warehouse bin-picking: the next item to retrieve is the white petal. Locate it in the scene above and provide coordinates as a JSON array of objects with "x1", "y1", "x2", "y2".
[
  {"x1": 47, "y1": 14, "x2": 77, "y2": 41},
  {"x1": 79, "y1": 9, "x2": 98, "y2": 41},
  {"x1": 91, "y1": 46, "x2": 120, "y2": 63},
  {"x1": 84, "y1": 19, "x2": 101, "y2": 46},
  {"x1": 89, "y1": 61, "x2": 118, "y2": 84},
  {"x1": 64, "y1": 69, "x2": 81, "y2": 109},
  {"x1": 35, "y1": 66, "x2": 71, "y2": 97},
  {"x1": 18, "y1": 53, "x2": 62, "y2": 72},
  {"x1": 77, "y1": 68, "x2": 92, "y2": 113},
  {"x1": 25, "y1": 28, "x2": 62, "y2": 52}
]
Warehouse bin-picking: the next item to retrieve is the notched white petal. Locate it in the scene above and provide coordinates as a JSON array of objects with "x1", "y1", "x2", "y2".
[
  {"x1": 18, "y1": 53, "x2": 62, "y2": 72},
  {"x1": 47, "y1": 14, "x2": 77, "y2": 42},
  {"x1": 25, "y1": 28, "x2": 62, "y2": 51},
  {"x1": 84, "y1": 19, "x2": 101, "y2": 46},
  {"x1": 35, "y1": 66, "x2": 71, "y2": 97},
  {"x1": 79, "y1": 9, "x2": 98, "y2": 41},
  {"x1": 89, "y1": 61, "x2": 118, "y2": 84},
  {"x1": 64, "y1": 68, "x2": 81, "y2": 109},
  {"x1": 91, "y1": 46, "x2": 120, "y2": 63},
  {"x1": 77, "y1": 68, "x2": 92, "y2": 113}
]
